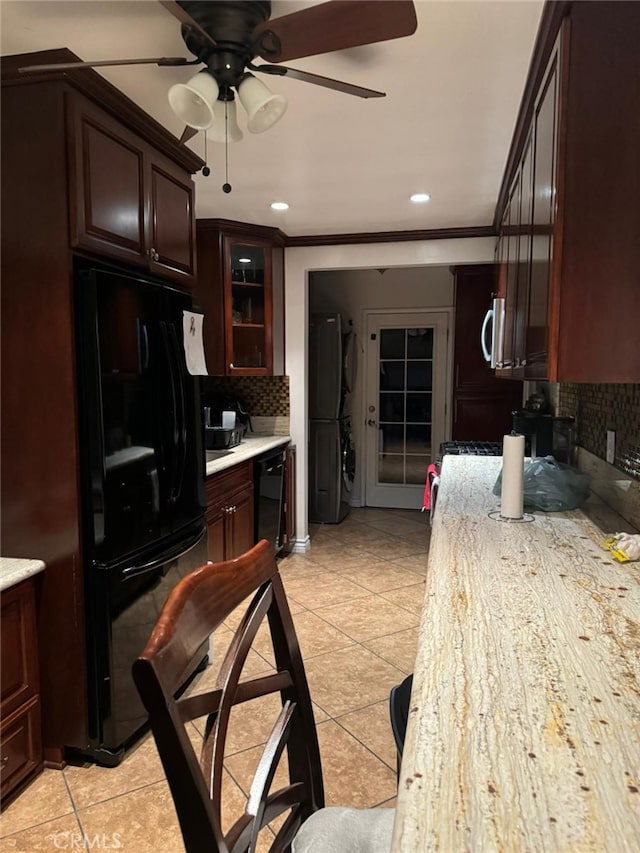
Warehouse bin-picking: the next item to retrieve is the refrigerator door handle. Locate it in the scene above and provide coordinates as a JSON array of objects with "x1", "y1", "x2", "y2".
[
  {"x1": 138, "y1": 320, "x2": 149, "y2": 371},
  {"x1": 121, "y1": 526, "x2": 205, "y2": 578},
  {"x1": 148, "y1": 467, "x2": 160, "y2": 515},
  {"x1": 168, "y1": 322, "x2": 188, "y2": 503},
  {"x1": 481, "y1": 307, "x2": 494, "y2": 364},
  {"x1": 160, "y1": 321, "x2": 180, "y2": 502},
  {"x1": 76, "y1": 274, "x2": 107, "y2": 545}
]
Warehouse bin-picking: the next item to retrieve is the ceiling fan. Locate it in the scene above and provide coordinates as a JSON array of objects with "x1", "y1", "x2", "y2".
[{"x1": 18, "y1": 0, "x2": 418, "y2": 145}]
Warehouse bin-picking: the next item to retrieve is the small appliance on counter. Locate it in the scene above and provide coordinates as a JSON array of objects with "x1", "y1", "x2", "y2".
[{"x1": 511, "y1": 410, "x2": 576, "y2": 463}]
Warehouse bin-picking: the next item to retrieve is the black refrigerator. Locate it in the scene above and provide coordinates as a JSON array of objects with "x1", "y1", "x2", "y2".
[
  {"x1": 308, "y1": 313, "x2": 356, "y2": 523},
  {"x1": 74, "y1": 259, "x2": 207, "y2": 766}
]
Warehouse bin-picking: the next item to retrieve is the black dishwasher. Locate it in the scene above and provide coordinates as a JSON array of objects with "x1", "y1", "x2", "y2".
[{"x1": 254, "y1": 447, "x2": 286, "y2": 554}]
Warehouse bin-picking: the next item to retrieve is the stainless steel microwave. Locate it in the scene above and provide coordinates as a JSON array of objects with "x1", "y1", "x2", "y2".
[{"x1": 481, "y1": 297, "x2": 505, "y2": 368}]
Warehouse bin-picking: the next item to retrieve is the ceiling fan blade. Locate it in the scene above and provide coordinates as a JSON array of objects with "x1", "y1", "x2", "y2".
[
  {"x1": 18, "y1": 57, "x2": 197, "y2": 73},
  {"x1": 251, "y1": 63, "x2": 385, "y2": 99},
  {"x1": 251, "y1": 0, "x2": 417, "y2": 63},
  {"x1": 158, "y1": 1, "x2": 218, "y2": 48},
  {"x1": 179, "y1": 126, "x2": 199, "y2": 145}
]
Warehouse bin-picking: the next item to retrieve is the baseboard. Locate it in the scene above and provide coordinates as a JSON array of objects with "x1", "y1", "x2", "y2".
[{"x1": 292, "y1": 536, "x2": 311, "y2": 554}]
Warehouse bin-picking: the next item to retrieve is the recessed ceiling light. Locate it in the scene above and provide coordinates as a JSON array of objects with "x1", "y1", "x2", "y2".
[
  {"x1": 270, "y1": 201, "x2": 289, "y2": 211},
  {"x1": 238, "y1": 257, "x2": 252, "y2": 263},
  {"x1": 410, "y1": 193, "x2": 431, "y2": 204}
]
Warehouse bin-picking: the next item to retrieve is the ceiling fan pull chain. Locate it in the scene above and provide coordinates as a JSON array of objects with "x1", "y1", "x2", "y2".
[
  {"x1": 202, "y1": 132, "x2": 211, "y2": 177},
  {"x1": 222, "y1": 101, "x2": 232, "y2": 194}
]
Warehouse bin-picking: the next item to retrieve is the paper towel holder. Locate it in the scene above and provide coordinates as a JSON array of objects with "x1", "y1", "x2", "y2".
[{"x1": 488, "y1": 509, "x2": 535, "y2": 523}]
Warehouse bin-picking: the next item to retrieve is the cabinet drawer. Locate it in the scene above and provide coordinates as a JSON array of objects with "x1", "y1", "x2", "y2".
[
  {"x1": 206, "y1": 461, "x2": 253, "y2": 507},
  {"x1": 0, "y1": 697, "x2": 42, "y2": 802},
  {"x1": 1, "y1": 580, "x2": 39, "y2": 719}
]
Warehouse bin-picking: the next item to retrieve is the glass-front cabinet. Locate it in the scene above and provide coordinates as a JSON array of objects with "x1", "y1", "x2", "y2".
[
  {"x1": 225, "y1": 239, "x2": 271, "y2": 373},
  {"x1": 195, "y1": 221, "x2": 285, "y2": 377}
]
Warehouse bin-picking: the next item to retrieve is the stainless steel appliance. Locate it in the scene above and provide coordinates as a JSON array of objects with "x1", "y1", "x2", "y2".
[
  {"x1": 308, "y1": 417, "x2": 355, "y2": 524},
  {"x1": 308, "y1": 313, "x2": 356, "y2": 523},
  {"x1": 74, "y1": 259, "x2": 207, "y2": 765},
  {"x1": 481, "y1": 296, "x2": 506, "y2": 368}
]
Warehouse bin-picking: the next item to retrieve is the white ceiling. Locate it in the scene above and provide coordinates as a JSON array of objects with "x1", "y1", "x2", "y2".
[{"x1": 1, "y1": 0, "x2": 544, "y2": 237}]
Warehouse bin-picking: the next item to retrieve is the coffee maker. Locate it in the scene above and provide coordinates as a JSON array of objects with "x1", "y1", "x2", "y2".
[{"x1": 512, "y1": 410, "x2": 575, "y2": 463}]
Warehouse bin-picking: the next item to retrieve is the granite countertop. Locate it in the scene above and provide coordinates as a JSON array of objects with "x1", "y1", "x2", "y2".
[
  {"x1": 393, "y1": 455, "x2": 640, "y2": 851},
  {"x1": 0, "y1": 557, "x2": 45, "y2": 592},
  {"x1": 205, "y1": 434, "x2": 290, "y2": 476}
]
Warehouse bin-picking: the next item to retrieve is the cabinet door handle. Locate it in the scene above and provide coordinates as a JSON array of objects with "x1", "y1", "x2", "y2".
[
  {"x1": 229, "y1": 363, "x2": 234, "y2": 369},
  {"x1": 1, "y1": 755, "x2": 9, "y2": 767},
  {"x1": 149, "y1": 248, "x2": 160, "y2": 262}
]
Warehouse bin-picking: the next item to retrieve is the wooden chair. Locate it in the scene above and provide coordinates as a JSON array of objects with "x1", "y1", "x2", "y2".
[
  {"x1": 133, "y1": 539, "x2": 395, "y2": 853},
  {"x1": 389, "y1": 674, "x2": 413, "y2": 778}
]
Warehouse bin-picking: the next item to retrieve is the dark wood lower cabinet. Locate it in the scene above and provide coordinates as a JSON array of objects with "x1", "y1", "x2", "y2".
[
  {"x1": 206, "y1": 462, "x2": 255, "y2": 562},
  {"x1": 1, "y1": 578, "x2": 43, "y2": 809}
]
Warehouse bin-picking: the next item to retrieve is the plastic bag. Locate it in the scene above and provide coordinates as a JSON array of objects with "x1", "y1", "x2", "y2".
[
  {"x1": 493, "y1": 456, "x2": 590, "y2": 512},
  {"x1": 602, "y1": 533, "x2": 640, "y2": 562}
]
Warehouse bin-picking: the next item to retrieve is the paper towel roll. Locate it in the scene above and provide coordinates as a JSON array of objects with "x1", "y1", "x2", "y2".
[{"x1": 501, "y1": 433, "x2": 525, "y2": 519}]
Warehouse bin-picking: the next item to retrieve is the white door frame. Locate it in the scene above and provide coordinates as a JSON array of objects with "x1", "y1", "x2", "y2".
[{"x1": 361, "y1": 307, "x2": 453, "y2": 508}]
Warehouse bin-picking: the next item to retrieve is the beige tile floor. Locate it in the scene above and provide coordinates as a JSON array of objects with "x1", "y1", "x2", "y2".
[{"x1": 1, "y1": 507, "x2": 429, "y2": 851}]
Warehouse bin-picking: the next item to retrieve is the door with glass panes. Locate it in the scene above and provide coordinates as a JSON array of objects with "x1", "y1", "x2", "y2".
[{"x1": 364, "y1": 312, "x2": 449, "y2": 508}]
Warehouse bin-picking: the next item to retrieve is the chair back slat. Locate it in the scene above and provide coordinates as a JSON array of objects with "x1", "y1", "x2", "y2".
[
  {"x1": 132, "y1": 540, "x2": 325, "y2": 853},
  {"x1": 202, "y1": 582, "x2": 275, "y2": 815}
]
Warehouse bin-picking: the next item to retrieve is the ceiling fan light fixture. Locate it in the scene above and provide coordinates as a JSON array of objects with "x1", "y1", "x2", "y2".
[
  {"x1": 208, "y1": 97, "x2": 244, "y2": 143},
  {"x1": 168, "y1": 70, "x2": 219, "y2": 130},
  {"x1": 237, "y1": 74, "x2": 287, "y2": 134}
]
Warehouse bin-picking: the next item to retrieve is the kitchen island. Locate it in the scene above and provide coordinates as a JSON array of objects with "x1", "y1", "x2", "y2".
[{"x1": 392, "y1": 455, "x2": 640, "y2": 851}]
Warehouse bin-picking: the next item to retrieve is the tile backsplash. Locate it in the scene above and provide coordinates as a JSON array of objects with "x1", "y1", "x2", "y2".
[
  {"x1": 202, "y1": 375, "x2": 290, "y2": 417},
  {"x1": 551, "y1": 383, "x2": 640, "y2": 481}
]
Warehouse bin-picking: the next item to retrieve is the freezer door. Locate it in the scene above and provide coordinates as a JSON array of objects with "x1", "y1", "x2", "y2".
[{"x1": 84, "y1": 525, "x2": 208, "y2": 761}]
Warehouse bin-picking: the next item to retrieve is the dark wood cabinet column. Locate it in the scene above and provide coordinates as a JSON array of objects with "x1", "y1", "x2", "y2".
[
  {"x1": 451, "y1": 265, "x2": 523, "y2": 441},
  {"x1": 1, "y1": 49, "x2": 203, "y2": 764}
]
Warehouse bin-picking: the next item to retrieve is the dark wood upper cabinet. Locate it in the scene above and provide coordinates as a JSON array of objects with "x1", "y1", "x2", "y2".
[
  {"x1": 68, "y1": 94, "x2": 196, "y2": 287},
  {"x1": 196, "y1": 220, "x2": 285, "y2": 376},
  {"x1": 525, "y1": 44, "x2": 559, "y2": 381},
  {"x1": 147, "y1": 159, "x2": 196, "y2": 282},
  {"x1": 499, "y1": 171, "x2": 521, "y2": 374},
  {"x1": 494, "y1": 2, "x2": 640, "y2": 382}
]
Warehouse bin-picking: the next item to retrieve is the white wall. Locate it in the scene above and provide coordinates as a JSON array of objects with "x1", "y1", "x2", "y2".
[
  {"x1": 310, "y1": 266, "x2": 456, "y2": 505},
  {"x1": 284, "y1": 237, "x2": 496, "y2": 551}
]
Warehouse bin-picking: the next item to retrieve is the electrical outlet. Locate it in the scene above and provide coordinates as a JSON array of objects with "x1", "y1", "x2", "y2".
[{"x1": 606, "y1": 430, "x2": 616, "y2": 464}]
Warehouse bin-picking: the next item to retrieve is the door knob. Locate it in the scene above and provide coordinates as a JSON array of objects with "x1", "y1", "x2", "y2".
[{"x1": 367, "y1": 419, "x2": 377, "y2": 427}]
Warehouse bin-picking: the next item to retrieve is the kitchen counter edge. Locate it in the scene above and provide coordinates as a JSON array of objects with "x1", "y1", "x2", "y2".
[
  {"x1": 205, "y1": 434, "x2": 290, "y2": 477},
  {"x1": 0, "y1": 557, "x2": 46, "y2": 592}
]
